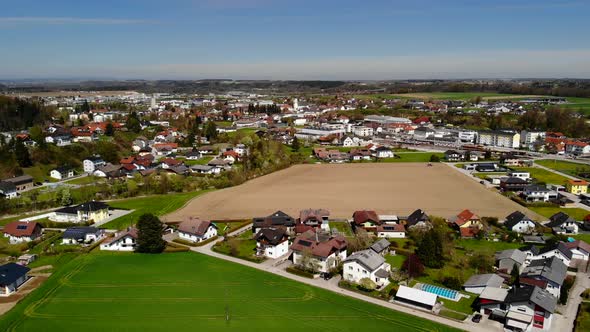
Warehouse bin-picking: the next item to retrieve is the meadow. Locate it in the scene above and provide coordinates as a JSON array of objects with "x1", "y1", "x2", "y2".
[
  {"x1": 102, "y1": 190, "x2": 213, "y2": 229},
  {"x1": 535, "y1": 159, "x2": 590, "y2": 178},
  {"x1": 0, "y1": 252, "x2": 460, "y2": 332}
]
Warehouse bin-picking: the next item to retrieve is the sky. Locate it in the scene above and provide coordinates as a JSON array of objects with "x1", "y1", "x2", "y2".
[{"x1": 0, "y1": 0, "x2": 589, "y2": 80}]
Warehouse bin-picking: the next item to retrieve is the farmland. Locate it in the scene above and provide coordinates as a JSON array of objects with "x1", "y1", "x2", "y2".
[
  {"x1": 535, "y1": 159, "x2": 590, "y2": 179},
  {"x1": 0, "y1": 253, "x2": 459, "y2": 332},
  {"x1": 512, "y1": 167, "x2": 572, "y2": 185},
  {"x1": 165, "y1": 163, "x2": 539, "y2": 221},
  {"x1": 354, "y1": 92, "x2": 541, "y2": 101}
]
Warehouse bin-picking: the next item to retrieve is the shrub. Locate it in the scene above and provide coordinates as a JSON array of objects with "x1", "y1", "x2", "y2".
[
  {"x1": 286, "y1": 266, "x2": 314, "y2": 279},
  {"x1": 441, "y1": 276, "x2": 463, "y2": 290},
  {"x1": 358, "y1": 278, "x2": 377, "y2": 291},
  {"x1": 401, "y1": 254, "x2": 424, "y2": 278},
  {"x1": 559, "y1": 275, "x2": 575, "y2": 305}
]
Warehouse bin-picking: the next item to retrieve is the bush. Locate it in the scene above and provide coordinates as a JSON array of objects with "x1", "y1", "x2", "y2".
[
  {"x1": 286, "y1": 266, "x2": 314, "y2": 279},
  {"x1": 441, "y1": 276, "x2": 464, "y2": 290},
  {"x1": 358, "y1": 278, "x2": 377, "y2": 291},
  {"x1": 429, "y1": 155, "x2": 441, "y2": 162},
  {"x1": 559, "y1": 275, "x2": 575, "y2": 305}
]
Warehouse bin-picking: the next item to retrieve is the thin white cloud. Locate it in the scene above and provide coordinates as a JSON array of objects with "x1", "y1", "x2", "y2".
[{"x1": 0, "y1": 17, "x2": 155, "y2": 25}]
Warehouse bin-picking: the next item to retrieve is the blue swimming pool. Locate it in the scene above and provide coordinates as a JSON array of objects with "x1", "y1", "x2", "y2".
[{"x1": 421, "y1": 284, "x2": 458, "y2": 300}]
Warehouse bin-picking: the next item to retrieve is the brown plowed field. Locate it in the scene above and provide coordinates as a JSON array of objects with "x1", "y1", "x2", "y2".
[{"x1": 164, "y1": 163, "x2": 541, "y2": 221}]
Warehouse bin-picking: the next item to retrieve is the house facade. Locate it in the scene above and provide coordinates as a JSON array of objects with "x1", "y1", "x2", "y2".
[
  {"x1": 254, "y1": 227, "x2": 289, "y2": 259},
  {"x1": 177, "y1": 218, "x2": 217, "y2": 243},
  {"x1": 100, "y1": 228, "x2": 138, "y2": 251},
  {"x1": 3, "y1": 221, "x2": 43, "y2": 244},
  {"x1": 290, "y1": 230, "x2": 347, "y2": 273},
  {"x1": 343, "y1": 249, "x2": 391, "y2": 288},
  {"x1": 566, "y1": 179, "x2": 588, "y2": 195}
]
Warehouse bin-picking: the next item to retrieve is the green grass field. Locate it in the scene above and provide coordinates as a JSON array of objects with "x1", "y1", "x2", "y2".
[
  {"x1": 0, "y1": 253, "x2": 459, "y2": 332},
  {"x1": 353, "y1": 92, "x2": 534, "y2": 101},
  {"x1": 385, "y1": 254, "x2": 405, "y2": 269},
  {"x1": 575, "y1": 302, "x2": 590, "y2": 332},
  {"x1": 559, "y1": 97, "x2": 590, "y2": 115},
  {"x1": 527, "y1": 207, "x2": 589, "y2": 221},
  {"x1": 512, "y1": 167, "x2": 572, "y2": 184},
  {"x1": 103, "y1": 190, "x2": 213, "y2": 229},
  {"x1": 535, "y1": 160, "x2": 590, "y2": 178},
  {"x1": 382, "y1": 152, "x2": 445, "y2": 163}
]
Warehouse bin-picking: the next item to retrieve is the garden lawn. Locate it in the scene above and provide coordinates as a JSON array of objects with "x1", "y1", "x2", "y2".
[
  {"x1": 0, "y1": 252, "x2": 460, "y2": 332},
  {"x1": 182, "y1": 156, "x2": 213, "y2": 166},
  {"x1": 63, "y1": 176, "x2": 102, "y2": 186},
  {"x1": 328, "y1": 221, "x2": 353, "y2": 236},
  {"x1": 102, "y1": 190, "x2": 213, "y2": 229},
  {"x1": 575, "y1": 302, "x2": 590, "y2": 331},
  {"x1": 512, "y1": 167, "x2": 573, "y2": 185},
  {"x1": 385, "y1": 254, "x2": 406, "y2": 269},
  {"x1": 527, "y1": 207, "x2": 589, "y2": 221}
]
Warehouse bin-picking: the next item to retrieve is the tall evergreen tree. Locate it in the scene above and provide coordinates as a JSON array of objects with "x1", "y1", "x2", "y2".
[
  {"x1": 291, "y1": 136, "x2": 300, "y2": 152},
  {"x1": 14, "y1": 139, "x2": 32, "y2": 167},
  {"x1": 135, "y1": 213, "x2": 166, "y2": 253}
]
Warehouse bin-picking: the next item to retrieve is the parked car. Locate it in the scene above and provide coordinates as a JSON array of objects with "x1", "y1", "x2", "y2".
[
  {"x1": 472, "y1": 314, "x2": 482, "y2": 323},
  {"x1": 321, "y1": 272, "x2": 332, "y2": 280}
]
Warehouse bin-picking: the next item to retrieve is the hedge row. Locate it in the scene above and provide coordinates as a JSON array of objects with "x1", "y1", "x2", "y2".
[{"x1": 286, "y1": 266, "x2": 315, "y2": 279}]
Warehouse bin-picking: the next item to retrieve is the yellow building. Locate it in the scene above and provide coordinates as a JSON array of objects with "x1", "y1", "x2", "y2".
[{"x1": 566, "y1": 179, "x2": 588, "y2": 195}]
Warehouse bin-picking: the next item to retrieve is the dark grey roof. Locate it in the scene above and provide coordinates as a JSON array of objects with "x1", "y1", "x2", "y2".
[
  {"x1": 370, "y1": 239, "x2": 390, "y2": 254},
  {"x1": 375, "y1": 269, "x2": 390, "y2": 278},
  {"x1": 522, "y1": 256, "x2": 568, "y2": 286},
  {"x1": 546, "y1": 212, "x2": 576, "y2": 227},
  {"x1": 406, "y1": 209, "x2": 429, "y2": 226},
  {"x1": 253, "y1": 211, "x2": 295, "y2": 229},
  {"x1": 0, "y1": 181, "x2": 16, "y2": 193},
  {"x1": 539, "y1": 242, "x2": 573, "y2": 260},
  {"x1": 464, "y1": 274, "x2": 504, "y2": 288},
  {"x1": 524, "y1": 185, "x2": 550, "y2": 192},
  {"x1": 54, "y1": 166, "x2": 73, "y2": 174},
  {"x1": 503, "y1": 177, "x2": 528, "y2": 184},
  {"x1": 2, "y1": 175, "x2": 33, "y2": 186},
  {"x1": 190, "y1": 165, "x2": 214, "y2": 171},
  {"x1": 505, "y1": 285, "x2": 556, "y2": 313},
  {"x1": 520, "y1": 245, "x2": 540, "y2": 256},
  {"x1": 55, "y1": 201, "x2": 109, "y2": 215},
  {"x1": 0, "y1": 263, "x2": 30, "y2": 286},
  {"x1": 254, "y1": 228, "x2": 287, "y2": 246},
  {"x1": 63, "y1": 227, "x2": 101, "y2": 240},
  {"x1": 504, "y1": 211, "x2": 534, "y2": 229},
  {"x1": 344, "y1": 249, "x2": 386, "y2": 272}
]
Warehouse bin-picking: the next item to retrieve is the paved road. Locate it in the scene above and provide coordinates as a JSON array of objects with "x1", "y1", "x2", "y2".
[
  {"x1": 551, "y1": 263, "x2": 590, "y2": 332},
  {"x1": 172, "y1": 226, "x2": 498, "y2": 332}
]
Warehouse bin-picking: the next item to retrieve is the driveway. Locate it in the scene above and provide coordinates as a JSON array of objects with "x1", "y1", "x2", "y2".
[
  {"x1": 551, "y1": 266, "x2": 590, "y2": 332},
  {"x1": 179, "y1": 227, "x2": 495, "y2": 332}
]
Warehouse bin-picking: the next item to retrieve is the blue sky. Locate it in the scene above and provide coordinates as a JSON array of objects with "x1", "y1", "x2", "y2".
[{"x1": 1, "y1": 0, "x2": 589, "y2": 79}]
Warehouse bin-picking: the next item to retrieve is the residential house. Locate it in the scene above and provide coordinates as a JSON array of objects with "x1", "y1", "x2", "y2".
[
  {"x1": 545, "y1": 212, "x2": 578, "y2": 234},
  {"x1": 177, "y1": 218, "x2": 218, "y2": 243},
  {"x1": 290, "y1": 230, "x2": 347, "y2": 273},
  {"x1": 375, "y1": 224, "x2": 406, "y2": 238},
  {"x1": 100, "y1": 227, "x2": 138, "y2": 251},
  {"x1": 207, "y1": 158, "x2": 232, "y2": 173},
  {"x1": 62, "y1": 227, "x2": 104, "y2": 245},
  {"x1": 297, "y1": 209, "x2": 330, "y2": 232},
  {"x1": 51, "y1": 201, "x2": 110, "y2": 223},
  {"x1": 444, "y1": 150, "x2": 463, "y2": 162},
  {"x1": 534, "y1": 242, "x2": 572, "y2": 267},
  {"x1": 252, "y1": 210, "x2": 296, "y2": 234},
  {"x1": 504, "y1": 211, "x2": 537, "y2": 234},
  {"x1": 402, "y1": 209, "x2": 432, "y2": 230},
  {"x1": 185, "y1": 149, "x2": 202, "y2": 160},
  {"x1": 507, "y1": 171, "x2": 531, "y2": 181},
  {"x1": 351, "y1": 210, "x2": 381, "y2": 232},
  {"x1": 502, "y1": 285, "x2": 557, "y2": 331},
  {"x1": 0, "y1": 181, "x2": 17, "y2": 199},
  {"x1": 477, "y1": 286, "x2": 509, "y2": 315},
  {"x1": 495, "y1": 249, "x2": 527, "y2": 273},
  {"x1": 3, "y1": 221, "x2": 43, "y2": 244},
  {"x1": 566, "y1": 179, "x2": 588, "y2": 195},
  {"x1": 373, "y1": 146, "x2": 394, "y2": 159},
  {"x1": 521, "y1": 256, "x2": 567, "y2": 298},
  {"x1": 475, "y1": 163, "x2": 498, "y2": 172},
  {"x1": 500, "y1": 177, "x2": 529, "y2": 192},
  {"x1": 369, "y1": 239, "x2": 391, "y2": 256},
  {"x1": 343, "y1": 249, "x2": 391, "y2": 288},
  {"x1": 50, "y1": 166, "x2": 74, "y2": 180},
  {"x1": 349, "y1": 148, "x2": 372, "y2": 161},
  {"x1": 522, "y1": 185, "x2": 557, "y2": 203},
  {"x1": 160, "y1": 158, "x2": 183, "y2": 169},
  {"x1": 449, "y1": 209, "x2": 484, "y2": 231},
  {"x1": 564, "y1": 240, "x2": 590, "y2": 261},
  {"x1": 0, "y1": 263, "x2": 30, "y2": 296},
  {"x1": 463, "y1": 274, "x2": 504, "y2": 294},
  {"x1": 2, "y1": 175, "x2": 34, "y2": 192},
  {"x1": 189, "y1": 165, "x2": 217, "y2": 175},
  {"x1": 565, "y1": 141, "x2": 590, "y2": 156},
  {"x1": 254, "y1": 227, "x2": 289, "y2": 259},
  {"x1": 83, "y1": 156, "x2": 106, "y2": 173}
]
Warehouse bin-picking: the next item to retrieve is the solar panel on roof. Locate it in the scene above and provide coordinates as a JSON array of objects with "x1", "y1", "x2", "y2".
[
  {"x1": 299, "y1": 240, "x2": 312, "y2": 247},
  {"x1": 16, "y1": 225, "x2": 27, "y2": 230}
]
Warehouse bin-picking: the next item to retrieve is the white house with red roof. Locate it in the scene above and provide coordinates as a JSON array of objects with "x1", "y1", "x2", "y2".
[
  {"x1": 290, "y1": 230, "x2": 347, "y2": 273},
  {"x1": 3, "y1": 221, "x2": 43, "y2": 244}
]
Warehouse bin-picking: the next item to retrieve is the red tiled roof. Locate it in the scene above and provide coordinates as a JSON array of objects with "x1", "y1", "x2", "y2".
[
  {"x1": 102, "y1": 227, "x2": 138, "y2": 244},
  {"x1": 568, "y1": 179, "x2": 588, "y2": 186},
  {"x1": 3, "y1": 221, "x2": 42, "y2": 237},
  {"x1": 376, "y1": 224, "x2": 405, "y2": 233},
  {"x1": 290, "y1": 230, "x2": 347, "y2": 258},
  {"x1": 120, "y1": 156, "x2": 135, "y2": 164},
  {"x1": 352, "y1": 210, "x2": 380, "y2": 225},
  {"x1": 161, "y1": 158, "x2": 182, "y2": 166},
  {"x1": 520, "y1": 277, "x2": 548, "y2": 288},
  {"x1": 455, "y1": 209, "x2": 479, "y2": 226}
]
